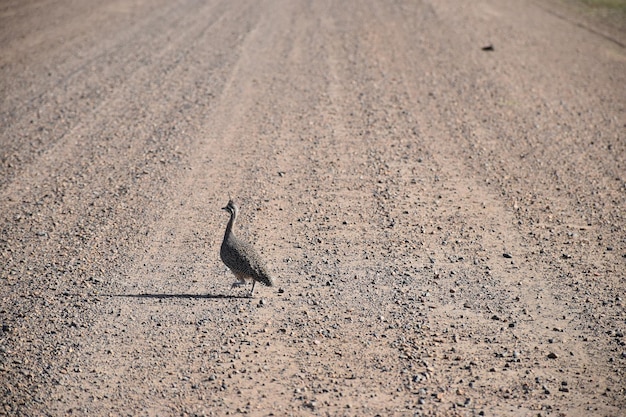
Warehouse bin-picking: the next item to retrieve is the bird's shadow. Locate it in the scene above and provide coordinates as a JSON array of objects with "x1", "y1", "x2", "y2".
[{"x1": 111, "y1": 293, "x2": 251, "y2": 300}]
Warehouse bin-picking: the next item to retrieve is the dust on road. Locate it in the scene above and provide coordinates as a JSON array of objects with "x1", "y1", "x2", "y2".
[{"x1": 1, "y1": 0, "x2": 625, "y2": 415}]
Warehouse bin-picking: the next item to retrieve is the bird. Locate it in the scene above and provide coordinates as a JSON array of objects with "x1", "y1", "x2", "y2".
[{"x1": 220, "y1": 199, "x2": 275, "y2": 297}]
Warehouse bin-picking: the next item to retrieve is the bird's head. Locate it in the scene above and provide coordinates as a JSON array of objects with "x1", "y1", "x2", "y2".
[{"x1": 222, "y1": 199, "x2": 238, "y2": 215}]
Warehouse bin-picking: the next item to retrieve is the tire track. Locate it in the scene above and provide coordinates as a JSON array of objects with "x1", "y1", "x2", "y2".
[{"x1": 0, "y1": 0, "x2": 227, "y2": 189}]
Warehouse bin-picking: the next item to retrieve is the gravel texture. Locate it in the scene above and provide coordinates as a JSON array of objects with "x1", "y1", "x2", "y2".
[{"x1": 1, "y1": 0, "x2": 625, "y2": 416}]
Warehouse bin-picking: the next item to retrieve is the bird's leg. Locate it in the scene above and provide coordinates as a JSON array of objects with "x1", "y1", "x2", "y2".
[
  {"x1": 231, "y1": 272, "x2": 246, "y2": 289},
  {"x1": 249, "y1": 280, "x2": 256, "y2": 297}
]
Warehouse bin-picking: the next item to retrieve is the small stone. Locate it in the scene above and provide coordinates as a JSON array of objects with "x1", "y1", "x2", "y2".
[
  {"x1": 503, "y1": 253, "x2": 512, "y2": 259},
  {"x1": 547, "y1": 352, "x2": 558, "y2": 359}
]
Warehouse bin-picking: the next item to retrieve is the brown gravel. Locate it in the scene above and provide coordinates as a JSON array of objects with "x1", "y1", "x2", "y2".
[{"x1": 1, "y1": 0, "x2": 625, "y2": 416}]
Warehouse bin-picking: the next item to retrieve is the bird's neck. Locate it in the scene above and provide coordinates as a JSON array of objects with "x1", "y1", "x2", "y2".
[{"x1": 224, "y1": 211, "x2": 236, "y2": 239}]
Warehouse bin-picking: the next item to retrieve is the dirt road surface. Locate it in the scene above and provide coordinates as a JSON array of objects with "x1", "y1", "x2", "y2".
[{"x1": 1, "y1": 0, "x2": 625, "y2": 415}]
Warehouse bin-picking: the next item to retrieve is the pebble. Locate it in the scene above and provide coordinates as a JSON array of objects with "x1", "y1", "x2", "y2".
[{"x1": 547, "y1": 352, "x2": 558, "y2": 359}]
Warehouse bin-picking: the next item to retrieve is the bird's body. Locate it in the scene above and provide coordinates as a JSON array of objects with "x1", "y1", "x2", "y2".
[{"x1": 220, "y1": 200, "x2": 274, "y2": 297}]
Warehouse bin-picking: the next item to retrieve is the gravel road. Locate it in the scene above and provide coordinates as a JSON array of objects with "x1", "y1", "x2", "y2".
[{"x1": 1, "y1": 0, "x2": 625, "y2": 415}]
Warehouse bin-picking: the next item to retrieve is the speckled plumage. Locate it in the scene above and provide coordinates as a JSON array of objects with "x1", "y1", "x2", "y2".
[{"x1": 220, "y1": 200, "x2": 274, "y2": 296}]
